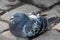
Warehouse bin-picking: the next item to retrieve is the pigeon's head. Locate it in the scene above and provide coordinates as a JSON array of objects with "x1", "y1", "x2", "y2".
[{"x1": 10, "y1": 12, "x2": 29, "y2": 24}]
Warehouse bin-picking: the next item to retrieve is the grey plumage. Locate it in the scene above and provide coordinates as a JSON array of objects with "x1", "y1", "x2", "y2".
[{"x1": 10, "y1": 12, "x2": 58, "y2": 38}]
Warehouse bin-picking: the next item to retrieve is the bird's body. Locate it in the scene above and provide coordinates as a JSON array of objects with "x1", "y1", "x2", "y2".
[{"x1": 10, "y1": 11, "x2": 58, "y2": 38}]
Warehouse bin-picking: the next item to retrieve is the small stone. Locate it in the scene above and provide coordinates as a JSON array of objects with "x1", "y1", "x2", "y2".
[
  {"x1": 0, "y1": 31, "x2": 17, "y2": 40},
  {"x1": 33, "y1": 30, "x2": 60, "y2": 40},
  {"x1": 0, "y1": 0, "x2": 20, "y2": 10},
  {"x1": 32, "y1": 0, "x2": 60, "y2": 7},
  {"x1": 0, "y1": 31, "x2": 28, "y2": 40},
  {"x1": 53, "y1": 5, "x2": 60, "y2": 17},
  {"x1": 0, "y1": 21, "x2": 9, "y2": 33},
  {"x1": 0, "y1": 35, "x2": 8, "y2": 40},
  {"x1": 41, "y1": 5, "x2": 60, "y2": 19},
  {"x1": 52, "y1": 23, "x2": 60, "y2": 31},
  {"x1": 17, "y1": 38, "x2": 29, "y2": 40}
]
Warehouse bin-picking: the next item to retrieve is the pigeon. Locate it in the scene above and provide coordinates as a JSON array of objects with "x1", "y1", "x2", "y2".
[{"x1": 10, "y1": 11, "x2": 58, "y2": 38}]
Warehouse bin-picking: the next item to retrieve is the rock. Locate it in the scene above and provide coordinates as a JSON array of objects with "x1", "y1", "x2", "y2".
[
  {"x1": 52, "y1": 23, "x2": 60, "y2": 31},
  {"x1": 53, "y1": 5, "x2": 60, "y2": 17},
  {"x1": 0, "y1": 35, "x2": 9, "y2": 40},
  {"x1": 0, "y1": 21, "x2": 9, "y2": 33},
  {"x1": 17, "y1": 38, "x2": 29, "y2": 40},
  {"x1": 41, "y1": 10, "x2": 56, "y2": 19},
  {"x1": 0, "y1": 31, "x2": 17, "y2": 40},
  {"x1": 32, "y1": 0, "x2": 60, "y2": 7},
  {"x1": 0, "y1": 31, "x2": 28, "y2": 40},
  {"x1": 1, "y1": 4, "x2": 40, "y2": 22},
  {"x1": 33, "y1": 30, "x2": 60, "y2": 40},
  {"x1": 0, "y1": 0, "x2": 20, "y2": 10},
  {"x1": 41, "y1": 5, "x2": 60, "y2": 19}
]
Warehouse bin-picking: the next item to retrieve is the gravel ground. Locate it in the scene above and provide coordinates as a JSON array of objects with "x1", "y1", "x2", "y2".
[{"x1": 0, "y1": 0, "x2": 60, "y2": 40}]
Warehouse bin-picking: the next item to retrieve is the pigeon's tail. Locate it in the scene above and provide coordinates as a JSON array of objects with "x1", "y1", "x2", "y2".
[{"x1": 48, "y1": 17, "x2": 59, "y2": 26}]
